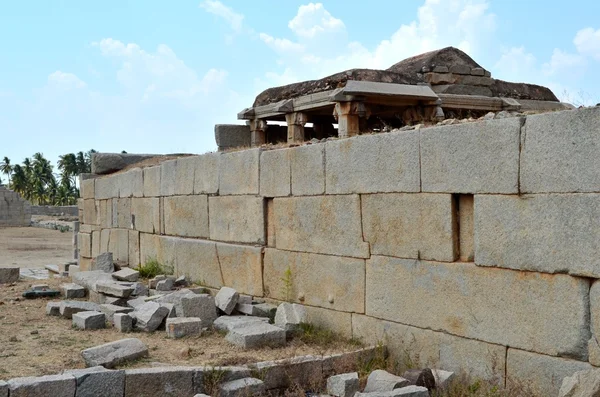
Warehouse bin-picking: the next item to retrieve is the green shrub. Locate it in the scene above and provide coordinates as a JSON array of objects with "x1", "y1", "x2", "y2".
[{"x1": 137, "y1": 258, "x2": 173, "y2": 279}]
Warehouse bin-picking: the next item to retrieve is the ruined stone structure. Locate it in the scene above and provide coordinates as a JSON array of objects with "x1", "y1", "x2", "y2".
[
  {"x1": 79, "y1": 106, "x2": 600, "y2": 396},
  {"x1": 0, "y1": 185, "x2": 31, "y2": 227}
]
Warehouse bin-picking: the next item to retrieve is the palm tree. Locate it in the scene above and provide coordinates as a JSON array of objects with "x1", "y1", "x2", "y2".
[
  {"x1": 0, "y1": 156, "x2": 11, "y2": 185},
  {"x1": 10, "y1": 164, "x2": 27, "y2": 196}
]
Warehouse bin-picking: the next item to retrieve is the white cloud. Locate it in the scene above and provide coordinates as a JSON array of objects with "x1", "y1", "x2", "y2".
[
  {"x1": 574, "y1": 27, "x2": 600, "y2": 61},
  {"x1": 493, "y1": 47, "x2": 537, "y2": 82},
  {"x1": 542, "y1": 49, "x2": 586, "y2": 77},
  {"x1": 200, "y1": 0, "x2": 244, "y2": 33},
  {"x1": 47, "y1": 71, "x2": 87, "y2": 89},
  {"x1": 288, "y1": 3, "x2": 345, "y2": 38},
  {"x1": 259, "y1": 33, "x2": 305, "y2": 54}
]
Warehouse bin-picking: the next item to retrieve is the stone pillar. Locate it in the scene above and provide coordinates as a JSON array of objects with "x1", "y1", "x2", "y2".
[
  {"x1": 333, "y1": 102, "x2": 369, "y2": 138},
  {"x1": 248, "y1": 119, "x2": 268, "y2": 147},
  {"x1": 285, "y1": 112, "x2": 308, "y2": 144}
]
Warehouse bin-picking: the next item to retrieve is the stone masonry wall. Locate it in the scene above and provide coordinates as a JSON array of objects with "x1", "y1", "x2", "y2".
[
  {"x1": 0, "y1": 186, "x2": 31, "y2": 227},
  {"x1": 79, "y1": 107, "x2": 600, "y2": 396},
  {"x1": 31, "y1": 205, "x2": 78, "y2": 217}
]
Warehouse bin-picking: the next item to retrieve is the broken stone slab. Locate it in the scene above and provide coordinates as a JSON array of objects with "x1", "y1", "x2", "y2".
[
  {"x1": 123, "y1": 366, "x2": 196, "y2": 397},
  {"x1": 114, "y1": 313, "x2": 134, "y2": 333},
  {"x1": 432, "y1": 369, "x2": 455, "y2": 388},
  {"x1": 7, "y1": 374, "x2": 76, "y2": 397},
  {"x1": 174, "y1": 275, "x2": 188, "y2": 287},
  {"x1": 252, "y1": 302, "x2": 277, "y2": 319},
  {"x1": 559, "y1": 368, "x2": 600, "y2": 397},
  {"x1": 0, "y1": 267, "x2": 19, "y2": 284},
  {"x1": 95, "y1": 281, "x2": 134, "y2": 298},
  {"x1": 127, "y1": 297, "x2": 147, "y2": 309},
  {"x1": 155, "y1": 277, "x2": 175, "y2": 291},
  {"x1": 92, "y1": 252, "x2": 114, "y2": 273},
  {"x1": 46, "y1": 302, "x2": 61, "y2": 316},
  {"x1": 356, "y1": 385, "x2": 430, "y2": 396},
  {"x1": 161, "y1": 302, "x2": 177, "y2": 318},
  {"x1": 133, "y1": 301, "x2": 170, "y2": 332},
  {"x1": 68, "y1": 265, "x2": 80, "y2": 277},
  {"x1": 364, "y1": 370, "x2": 410, "y2": 393},
  {"x1": 63, "y1": 366, "x2": 125, "y2": 397},
  {"x1": 234, "y1": 295, "x2": 254, "y2": 315},
  {"x1": 60, "y1": 283, "x2": 86, "y2": 299},
  {"x1": 327, "y1": 372, "x2": 359, "y2": 397},
  {"x1": 81, "y1": 338, "x2": 149, "y2": 368},
  {"x1": 181, "y1": 294, "x2": 218, "y2": 327},
  {"x1": 73, "y1": 311, "x2": 106, "y2": 330},
  {"x1": 403, "y1": 368, "x2": 435, "y2": 390},
  {"x1": 225, "y1": 322, "x2": 286, "y2": 349},
  {"x1": 274, "y1": 302, "x2": 307, "y2": 333},
  {"x1": 215, "y1": 287, "x2": 239, "y2": 315},
  {"x1": 100, "y1": 304, "x2": 134, "y2": 323},
  {"x1": 148, "y1": 275, "x2": 166, "y2": 289},
  {"x1": 59, "y1": 301, "x2": 101, "y2": 319},
  {"x1": 131, "y1": 282, "x2": 148, "y2": 297},
  {"x1": 112, "y1": 268, "x2": 139, "y2": 282},
  {"x1": 254, "y1": 355, "x2": 322, "y2": 390},
  {"x1": 166, "y1": 317, "x2": 203, "y2": 339},
  {"x1": 72, "y1": 270, "x2": 113, "y2": 291},
  {"x1": 219, "y1": 377, "x2": 265, "y2": 397},
  {"x1": 213, "y1": 315, "x2": 270, "y2": 332},
  {"x1": 154, "y1": 289, "x2": 196, "y2": 316}
]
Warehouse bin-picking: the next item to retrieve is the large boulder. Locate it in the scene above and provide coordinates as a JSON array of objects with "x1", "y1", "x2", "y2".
[{"x1": 559, "y1": 368, "x2": 600, "y2": 397}]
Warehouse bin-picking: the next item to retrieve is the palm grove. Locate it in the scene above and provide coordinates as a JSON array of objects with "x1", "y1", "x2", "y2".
[{"x1": 0, "y1": 150, "x2": 96, "y2": 205}]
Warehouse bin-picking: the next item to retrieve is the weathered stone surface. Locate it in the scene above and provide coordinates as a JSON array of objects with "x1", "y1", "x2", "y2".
[
  {"x1": 181, "y1": 294, "x2": 217, "y2": 327},
  {"x1": 100, "y1": 304, "x2": 134, "y2": 323},
  {"x1": 251, "y1": 303, "x2": 277, "y2": 319},
  {"x1": 366, "y1": 257, "x2": 589, "y2": 358},
  {"x1": 274, "y1": 195, "x2": 370, "y2": 258},
  {"x1": 83, "y1": 199, "x2": 97, "y2": 225},
  {"x1": 193, "y1": 152, "x2": 220, "y2": 194},
  {"x1": 215, "y1": 124, "x2": 251, "y2": 150},
  {"x1": 420, "y1": 117, "x2": 521, "y2": 193},
  {"x1": 133, "y1": 301, "x2": 170, "y2": 332},
  {"x1": 7, "y1": 374, "x2": 76, "y2": 397},
  {"x1": 290, "y1": 143, "x2": 325, "y2": 196},
  {"x1": 213, "y1": 315, "x2": 269, "y2": 332},
  {"x1": 558, "y1": 368, "x2": 600, "y2": 397},
  {"x1": 96, "y1": 281, "x2": 134, "y2": 298},
  {"x1": 364, "y1": 370, "x2": 410, "y2": 392},
  {"x1": 215, "y1": 287, "x2": 239, "y2": 314},
  {"x1": 63, "y1": 366, "x2": 125, "y2": 397},
  {"x1": 81, "y1": 338, "x2": 149, "y2": 368},
  {"x1": 46, "y1": 301, "x2": 61, "y2": 316},
  {"x1": 0, "y1": 267, "x2": 19, "y2": 284},
  {"x1": 155, "y1": 289, "x2": 196, "y2": 317},
  {"x1": 156, "y1": 278, "x2": 175, "y2": 291},
  {"x1": 92, "y1": 252, "x2": 114, "y2": 273},
  {"x1": 356, "y1": 386, "x2": 429, "y2": 396},
  {"x1": 507, "y1": 348, "x2": 592, "y2": 397},
  {"x1": 114, "y1": 198, "x2": 131, "y2": 229},
  {"x1": 92, "y1": 153, "x2": 158, "y2": 175},
  {"x1": 216, "y1": 243, "x2": 263, "y2": 296},
  {"x1": 166, "y1": 317, "x2": 202, "y2": 338},
  {"x1": 60, "y1": 301, "x2": 101, "y2": 319},
  {"x1": 163, "y1": 195, "x2": 209, "y2": 238},
  {"x1": 118, "y1": 168, "x2": 143, "y2": 198},
  {"x1": 161, "y1": 157, "x2": 195, "y2": 196},
  {"x1": 264, "y1": 248, "x2": 365, "y2": 312},
  {"x1": 219, "y1": 149, "x2": 260, "y2": 195},
  {"x1": 325, "y1": 130, "x2": 420, "y2": 194},
  {"x1": 79, "y1": 232, "x2": 92, "y2": 258},
  {"x1": 81, "y1": 178, "x2": 96, "y2": 200},
  {"x1": 225, "y1": 322, "x2": 286, "y2": 349},
  {"x1": 73, "y1": 311, "x2": 106, "y2": 330},
  {"x1": 260, "y1": 149, "x2": 291, "y2": 197},
  {"x1": 72, "y1": 270, "x2": 113, "y2": 291},
  {"x1": 432, "y1": 369, "x2": 455, "y2": 389},
  {"x1": 521, "y1": 107, "x2": 600, "y2": 192},
  {"x1": 255, "y1": 355, "x2": 323, "y2": 390},
  {"x1": 475, "y1": 194, "x2": 600, "y2": 277},
  {"x1": 164, "y1": 237, "x2": 222, "y2": 288},
  {"x1": 112, "y1": 268, "x2": 139, "y2": 282},
  {"x1": 114, "y1": 313, "x2": 133, "y2": 333},
  {"x1": 208, "y1": 196, "x2": 264, "y2": 244},
  {"x1": 361, "y1": 193, "x2": 456, "y2": 262},
  {"x1": 327, "y1": 372, "x2": 359, "y2": 397},
  {"x1": 123, "y1": 367, "x2": 195, "y2": 397},
  {"x1": 219, "y1": 377, "x2": 265, "y2": 397},
  {"x1": 275, "y1": 302, "x2": 307, "y2": 332},
  {"x1": 143, "y1": 166, "x2": 161, "y2": 197},
  {"x1": 131, "y1": 198, "x2": 160, "y2": 234},
  {"x1": 95, "y1": 175, "x2": 119, "y2": 199}
]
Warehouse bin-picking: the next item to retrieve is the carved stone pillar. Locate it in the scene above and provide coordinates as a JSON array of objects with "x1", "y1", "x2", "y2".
[
  {"x1": 285, "y1": 112, "x2": 308, "y2": 143},
  {"x1": 248, "y1": 119, "x2": 268, "y2": 147},
  {"x1": 333, "y1": 102, "x2": 369, "y2": 138}
]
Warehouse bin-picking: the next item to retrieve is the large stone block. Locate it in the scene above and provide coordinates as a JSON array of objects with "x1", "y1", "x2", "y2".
[
  {"x1": 8, "y1": 374, "x2": 76, "y2": 397},
  {"x1": 83, "y1": 199, "x2": 97, "y2": 226},
  {"x1": 97, "y1": 200, "x2": 113, "y2": 228},
  {"x1": 79, "y1": 233, "x2": 92, "y2": 258},
  {"x1": 164, "y1": 195, "x2": 209, "y2": 238},
  {"x1": 215, "y1": 124, "x2": 251, "y2": 150},
  {"x1": 325, "y1": 130, "x2": 420, "y2": 194},
  {"x1": 115, "y1": 198, "x2": 131, "y2": 229},
  {"x1": 260, "y1": 149, "x2": 291, "y2": 197},
  {"x1": 193, "y1": 152, "x2": 220, "y2": 194},
  {"x1": 420, "y1": 117, "x2": 521, "y2": 193},
  {"x1": 124, "y1": 367, "x2": 195, "y2": 397},
  {"x1": 304, "y1": 305, "x2": 353, "y2": 339},
  {"x1": 274, "y1": 195, "x2": 369, "y2": 258},
  {"x1": 361, "y1": 193, "x2": 456, "y2": 262},
  {"x1": 64, "y1": 366, "x2": 125, "y2": 397},
  {"x1": 175, "y1": 238, "x2": 222, "y2": 288},
  {"x1": 95, "y1": 175, "x2": 119, "y2": 199},
  {"x1": 264, "y1": 249, "x2": 364, "y2": 313},
  {"x1": 209, "y1": 196, "x2": 265, "y2": 244},
  {"x1": 506, "y1": 348, "x2": 592, "y2": 397},
  {"x1": 217, "y1": 243, "x2": 263, "y2": 296},
  {"x1": 139, "y1": 233, "x2": 176, "y2": 269},
  {"x1": 108, "y1": 229, "x2": 129, "y2": 263},
  {"x1": 352, "y1": 314, "x2": 506, "y2": 382},
  {"x1": 219, "y1": 149, "x2": 260, "y2": 195},
  {"x1": 589, "y1": 280, "x2": 600, "y2": 356},
  {"x1": 475, "y1": 194, "x2": 600, "y2": 277},
  {"x1": 521, "y1": 107, "x2": 600, "y2": 193},
  {"x1": 143, "y1": 166, "x2": 161, "y2": 197},
  {"x1": 128, "y1": 230, "x2": 140, "y2": 268},
  {"x1": 365, "y1": 257, "x2": 590, "y2": 359},
  {"x1": 81, "y1": 178, "x2": 95, "y2": 200},
  {"x1": 290, "y1": 143, "x2": 325, "y2": 196},
  {"x1": 118, "y1": 168, "x2": 143, "y2": 198},
  {"x1": 160, "y1": 158, "x2": 195, "y2": 196}
]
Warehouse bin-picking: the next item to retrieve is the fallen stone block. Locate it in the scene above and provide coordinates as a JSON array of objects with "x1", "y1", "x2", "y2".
[
  {"x1": 219, "y1": 377, "x2": 265, "y2": 397},
  {"x1": 127, "y1": 297, "x2": 146, "y2": 309},
  {"x1": 166, "y1": 317, "x2": 203, "y2": 339},
  {"x1": 154, "y1": 288, "x2": 196, "y2": 316},
  {"x1": 559, "y1": 368, "x2": 600, "y2": 397},
  {"x1": 131, "y1": 282, "x2": 148, "y2": 297},
  {"x1": 96, "y1": 281, "x2": 134, "y2": 298},
  {"x1": 0, "y1": 267, "x2": 19, "y2": 284},
  {"x1": 174, "y1": 275, "x2": 188, "y2": 287},
  {"x1": 252, "y1": 302, "x2": 277, "y2": 319},
  {"x1": 364, "y1": 370, "x2": 410, "y2": 393},
  {"x1": 114, "y1": 313, "x2": 134, "y2": 333},
  {"x1": 225, "y1": 322, "x2": 286, "y2": 349},
  {"x1": 432, "y1": 369, "x2": 455, "y2": 388},
  {"x1": 156, "y1": 278, "x2": 175, "y2": 291},
  {"x1": 403, "y1": 368, "x2": 435, "y2": 390},
  {"x1": 148, "y1": 275, "x2": 166, "y2": 289},
  {"x1": 7, "y1": 374, "x2": 76, "y2": 397},
  {"x1": 213, "y1": 315, "x2": 270, "y2": 332},
  {"x1": 68, "y1": 265, "x2": 80, "y2": 277},
  {"x1": 104, "y1": 296, "x2": 127, "y2": 306},
  {"x1": 100, "y1": 304, "x2": 134, "y2": 323},
  {"x1": 112, "y1": 268, "x2": 139, "y2": 282},
  {"x1": 133, "y1": 301, "x2": 169, "y2": 332},
  {"x1": 60, "y1": 301, "x2": 101, "y2": 319},
  {"x1": 0, "y1": 381, "x2": 6, "y2": 397},
  {"x1": 81, "y1": 338, "x2": 149, "y2": 368},
  {"x1": 73, "y1": 311, "x2": 106, "y2": 330},
  {"x1": 72, "y1": 270, "x2": 113, "y2": 291},
  {"x1": 63, "y1": 366, "x2": 125, "y2": 397},
  {"x1": 181, "y1": 294, "x2": 217, "y2": 327},
  {"x1": 92, "y1": 252, "x2": 114, "y2": 273},
  {"x1": 235, "y1": 303, "x2": 254, "y2": 315},
  {"x1": 46, "y1": 302, "x2": 61, "y2": 316},
  {"x1": 274, "y1": 302, "x2": 307, "y2": 333},
  {"x1": 60, "y1": 283, "x2": 86, "y2": 299},
  {"x1": 327, "y1": 372, "x2": 359, "y2": 397},
  {"x1": 215, "y1": 287, "x2": 239, "y2": 314},
  {"x1": 356, "y1": 385, "x2": 430, "y2": 396}
]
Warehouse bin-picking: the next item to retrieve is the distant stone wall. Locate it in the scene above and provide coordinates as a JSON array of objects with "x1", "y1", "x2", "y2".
[
  {"x1": 79, "y1": 107, "x2": 600, "y2": 396},
  {"x1": 0, "y1": 186, "x2": 31, "y2": 227},
  {"x1": 31, "y1": 205, "x2": 78, "y2": 217}
]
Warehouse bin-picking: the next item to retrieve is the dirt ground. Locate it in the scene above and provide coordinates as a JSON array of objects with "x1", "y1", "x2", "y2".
[
  {"x1": 0, "y1": 277, "x2": 362, "y2": 380},
  {"x1": 0, "y1": 226, "x2": 73, "y2": 269}
]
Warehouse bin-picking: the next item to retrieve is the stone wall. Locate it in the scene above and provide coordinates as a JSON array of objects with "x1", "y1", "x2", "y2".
[
  {"x1": 0, "y1": 186, "x2": 31, "y2": 227},
  {"x1": 31, "y1": 205, "x2": 78, "y2": 217},
  {"x1": 80, "y1": 107, "x2": 600, "y2": 396}
]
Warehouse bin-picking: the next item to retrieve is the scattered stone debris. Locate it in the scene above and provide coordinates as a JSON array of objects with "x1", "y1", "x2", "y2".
[
  {"x1": 215, "y1": 286, "x2": 239, "y2": 314},
  {"x1": 165, "y1": 317, "x2": 203, "y2": 339},
  {"x1": 219, "y1": 377, "x2": 265, "y2": 397},
  {"x1": 91, "y1": 252, "x2": 114, "y2": 273},
  {"x1": 327, "y1": 372, "x2": 360, "y2": 397},
  {"x1": 81, "y1": 338, "x2": 149, "y2": 368},
  {"x1": 274, "y1": 302, "x2": 307, "y2": 333},
  {"x1": 72, "y1": 311, "x2": 106, "y2": 330},
  {"x1": 559, "y1": 368, "x2": 600, "y2": 397},
  {"x1": 111, "y1": 268, "x2": 139, "y2": 282},
  {"x1": 59, "y1": 301, "x2": 101, "y2": 319},
  {"x1": 114, "y1": 313, "x2": 134, "y2": 333},
  {"x1": 60, "y1": 283, "x2": 85, "y2": 299},
  {"x1": 364, "y1": 370, "x2": 410, "y2": 392},
  {"x1": 133, "y1": 302, "x2": 169, "y2": 332}
]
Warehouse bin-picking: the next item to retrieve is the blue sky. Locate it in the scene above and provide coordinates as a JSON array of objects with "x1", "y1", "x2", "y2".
[{"x1": 1, "y1": 0, "x2": 599, "y2": 180}]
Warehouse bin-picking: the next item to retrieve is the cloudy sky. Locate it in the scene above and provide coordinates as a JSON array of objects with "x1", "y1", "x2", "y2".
[{"x1": 1, "y1": 0, "x2": 599, "y2": 178}]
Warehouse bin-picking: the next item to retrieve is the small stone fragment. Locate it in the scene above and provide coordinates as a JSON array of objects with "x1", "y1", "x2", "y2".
[
  {"x1": 92, "y1": 252, "x2": 114, "y2": 273},
  {"x1": 81, "y1": 338, "x2": 148, "y2": 368},
  {"x1": 73, "y1": 311, "x2": 106, "y2": 330},
  {"x1": 100, "y1": 304, "x2": 134, "y2": 323},
  {"x1": 0, "y1": 267, "x2": 19, "y2": 284},
  {"x1": 181, "y1": 294, "x2": 218, "y2": 327},
  {"x1": 114, "y1": 313, "x2": 134, "y2": 333},
  {"x1": 327, "y1": 372, "x2": 359, "y2": 397},
  {"x1": 225, "y1": 322, "x2": 286, "y2": 349},
  {"x1": 174, "y1": 275, "x2": 188, "y2": 287},
  {"x1": 155, "y1": 278, "x2": 175, "y2": 291},
  {"x1": 432, "y1": 369, "x2": 455, "y2": 388},
  {"x1": 274, "y1": 302, "x2": 307, "y2": 333},
  {"x1": 213, "y1": 315, "x2": 270, "y2": 332},
  {"x1": 364, "y1": 370, "x2": 410, "y2": 393},
  {"x1": 61, "y1": 283, "x2": 86, "y2": 299},
  {"x1": 59, "y1": 301, "x2": 101, "y2": 319},
  {"x1": 46, "y1": 302, "x2": 61, "y2": 316},
  {"x1": 148, "y1": 275, "x2": 166, "y2": 289},
  {"x1": 95, "y1": 282, "x2": 134, "y2": 298},
  {"x1": 166, "y1": 317, "x2": 202, "y2": 339},
  {"x1": 133, "y1": 301, "x2": 169, "y2": 332},
  {"x1": 131, "y1": 282, "x2": 148, "y2": 297},
  {"x1": 219, "y1": 377, "x2": 265, "y2": 397},
  {"x1": 112, "y1": 268, "x2": 139, "y2": 282},
  {"x1": 215, "y1": 287, "x2": 239, "y2": 314}
]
